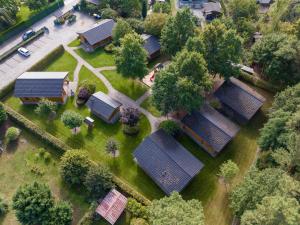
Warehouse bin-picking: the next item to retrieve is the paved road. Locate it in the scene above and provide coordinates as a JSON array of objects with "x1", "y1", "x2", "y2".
[{"x1": 0, "y1": 0, "x2": 95, "y2": 90}]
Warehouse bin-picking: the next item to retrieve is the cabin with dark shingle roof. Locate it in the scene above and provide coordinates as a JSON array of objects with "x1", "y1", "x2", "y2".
[
  {"x1": 86, "y1": 92, "x2": 122, "y2": 124},
  {"x1": 14, "y1": 72, "x2": 69, "y2": 104},
  {"x1": 141, "y1": 34, "x2": 161, "y2": 60},
  {"x1": 202, "y1": 2, "x2": 222, "y2": 21},
  {"x1": 77, "y1": 19, "x2": 115, "y2": 50},
  {"x1": 133, "y1": 129, "x2": 204, "y2": 195},
  {"x1": 214, "y1": 77, "x2": 266, "y2": 124},
  {"x1": 182, "y1": 104, "x2": 240, "y2": 156}
]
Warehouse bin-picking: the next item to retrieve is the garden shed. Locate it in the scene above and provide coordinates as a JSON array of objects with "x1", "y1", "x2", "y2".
[
  {"x1": 133, "y1": 129, "x2": 204, "y2": 195},
  {"x1": 141, "y1": 34, "x2": 161, "y2": 60},
  {"x1": 214, "y1": 77, "x2": 266, "y2": 124},
  {"x1": 182, "y1": 104, "x2": 240, "y2": 156},
  {"x1": 86, "y1": 92, "x2": 122, "y2": 124}
]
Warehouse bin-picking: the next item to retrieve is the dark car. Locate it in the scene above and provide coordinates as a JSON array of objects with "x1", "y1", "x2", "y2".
[{"x1": 22, "y1": 29, "x2": 36, "y2": 41}]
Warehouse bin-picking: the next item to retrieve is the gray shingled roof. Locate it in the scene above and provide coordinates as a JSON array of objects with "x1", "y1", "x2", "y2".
[
  {"x1": 182, "y1": 104, "x2": 240, "y2": 153},
  {"x1": 86, "y1": 92, "x2": 122, "y2": 120},
  {"x1": 133, "y1": 130, "x2": 204, "y2": 195},
  {"x1": 14, "y1": 72, "x2": 68, "y2": 98},
  {"x1": 258, "y1": 0, "x2": 272, "y2": 4},
  {"x1": 141, "y1": 34, "x2": 161, "y2": 57},
  {"x1": 214, "y1": 77, "x2": 266, "y2": 121},
  {"x1": 78, "y1": 19, "x2": 115, "y2": 45}
]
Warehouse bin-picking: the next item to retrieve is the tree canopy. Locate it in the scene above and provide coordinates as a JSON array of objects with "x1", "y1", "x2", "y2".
[
  {"x1": 25, "y1": 0, "x2": 48, "y2": 11},
  {"x1": 0, "y1": 103, "x2": 7, "y2": 125},
  {"x1": 144, "y1": 13, "x2": 168, "y2": 37},
  {"x1": 0, "y1": 0, "x2": 18, "y2": 30},
  {"x1": 218, "y1": 160, "x2": 239, "y2": 184},
  {"x1": 147, "y1": 192, "x2": 205, "y2": 225},
  {"x1": 112, "y1": 20, "x2": 133, "y2": 45},
  {"x1": 61, "y1": 110, "x2": 83, "y2": 132}
]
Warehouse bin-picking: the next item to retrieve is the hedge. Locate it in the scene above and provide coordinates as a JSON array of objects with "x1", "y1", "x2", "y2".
[
  {"x1": 0, "y1": 0, "x2": 64, "y2": 45},
  {"x1": 0, "y1": 82, "x2": 15, "y2": 100},
  {"x1": 29, "y1": 45, "x2": 65, "y2": 71},
  {"x1": 239, "y1": 72, "x2": 282, "y2": 93},
  {"x1": 0, "y1": 28, "x2": 45, "y2": 62}
]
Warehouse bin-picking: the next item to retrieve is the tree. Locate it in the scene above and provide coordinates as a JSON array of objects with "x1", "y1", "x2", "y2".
[
  {"x1": 84, "y1": 164, "x2": 115, "y2": 199},
  {"x1": 61, "y1": 110, "x2": 83, "y2": 133},
  {"x1": 0, "y1": 197, "x2": 8, "y2": 216},
  {"x1": 161, "y1": 8, "x2": 196, "y2": 55},
  {"x1": 185, "y1": 36, "x2": 205, "y2": 54},
  {"x1": 152, "y1": 2, "x2": 171, "y2": 14},
  {"x1": 48, "y1": 201, "x2": 73, "y2": 225},
  {"x1": 251, "y1": 33, "x2": 300, "y2": 85},
  {"x1": 229, "y1": 168, "x2": 299, "y2": 217},
  {"x1": 12, "y1": 182, "x2": 54, "y2": 225},
  {"x1": 141, "y1": 0, "x2": 147, "y2": 18},
  {"x1": 120, "y1": 0, "x2": 141, "y2": 17},
  {"x1": 105, "y1": 139, "x2": 119, "y2": 157},
  {"x1": 159, "y1": 120, "x2": 180, "y2": 136},
  {"x1": 218, "y1": 160, "x2": 239, "y2": 186},
  {"x1": 148, "y1": 192, "x2": 205, "y2": 225},
  {"x1": 116, "y1": 33, "x2": 148, "y2": 79},
  {"x1": 60, "y1": 150, "x2": 91, "y2": 186},
  {"x1": 201, "y1": 19, "x2": 243, "y2": 79},
  {"x1": 112, "y1": 20, "x2": 133, "y2": 45},
  {"x1": 25, "y1": 0, "x2": 48, "y2": 11},
  {"x1": 120, "y1": 107, "x2": 140, "y2": 127},
  {"x1": 241, "y1": 195, "x2": 300, "y2": 225},
  {"x1": 0, "y1": 0, "x2": 18, "y2": 29},
  {"x1": 228, "y1": 0, "x2": 258, "y2": 22},
  {"x1": 126, "y1": 18, "x2": 145, "y2": 34},
  {"x1": 5, "y1": 127, "x2": 20, "y2": 142},
  {"x1": 100, "y1": 7, "x2": 119, "y2": 20},
  {"x1": 35, "y1": 99, "x2": 57, "y2": 118},
  {"x1": 144, "y1": 13, "x2": 168, "y2": 37},
  {"x1": 0, "y1": 103, "x2": 7, "y2": 125}
]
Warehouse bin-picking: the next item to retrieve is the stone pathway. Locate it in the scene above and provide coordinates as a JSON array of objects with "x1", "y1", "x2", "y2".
[{"x1": 64, "y1": 45, "x2": 165, "y2": 131}]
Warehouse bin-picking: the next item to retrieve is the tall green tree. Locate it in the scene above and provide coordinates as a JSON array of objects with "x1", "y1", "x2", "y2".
[
  {"x1": 148, "y1": 192, "x2": 205, "y2": 225},
  {"x1": 201, "y1": 19, "x2": 243, "y2": 79},
  {"x1": 112, "y1": 20, "x2": 133, "y2": 45},
  {"x1": 116, "y1": 33, "x2": 148, "y2": 79},
  {"x1": 61, "y1": 110, "x2": 83, "y2": 134},
  {"x1": 12, "y1": 182, "x2": 54, "y2": 225},
  {"x1": 161, "y1": 7, "x2": 196, "y2": 55},
  {"x1": 0, "y1": 0, "x2": 18, "y2": 29},
  {"x1": 25, "y1": 0, "x2": 48, "y2": 11},
  {"x1": 251, "y1": 32, "x2": 300, "y2": 85},
  {"x1": 48, "y1": 201, "x2": 73, "y2": 225},
  {"x1": 141, "y1": 0, "x2": 147, "y2": 18},
  {"x1": 228, "y1": 0, "x2": 258, "y2": 22},
  {"x1": 241, "y1": 195, "x2": 300, "y2": 225},
  {"x1": 144, "y1": 13, "x2": 168, "y2": 37}
]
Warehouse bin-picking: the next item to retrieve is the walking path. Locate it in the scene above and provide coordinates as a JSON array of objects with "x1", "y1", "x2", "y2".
[{"x1": 65, "y1": 45, "x2": 165, "y2": 131}]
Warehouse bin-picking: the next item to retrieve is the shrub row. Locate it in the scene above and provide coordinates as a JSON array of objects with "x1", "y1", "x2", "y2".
[
  {"x1": 239, "y1": 72, "x2": 282, "y2": 93},
  {"x1": 29, "y1": 45, "x2": 65, "y2": 71},
  {"x1": 0, "y1": 0, "x2": 64, "y2": 45},
  {"x1": 0, "y1": 82, "x2": 15, "y2": 100},
  {"x1": 0, "y1": 28, "x2": 45, "y2": 62},
  {"x1": 3, "y1": 104, "x2": 70, "y2": 154}
]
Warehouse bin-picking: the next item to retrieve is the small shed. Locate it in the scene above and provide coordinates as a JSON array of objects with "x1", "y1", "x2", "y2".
[
  {"x1": 86, "y1": 92, "x2": 122, "y2": 124},
  {"x1": 77, "y1": 19, "x2": 115, "y2": 50},
  {"x1": 133, "y1": 129, "x2": 204, "y2": 195},
  {"x1": 182, "y1": 104, "x2": 240, "y2": 156},
  {"x1": 141, "y1": 34, "x2": 161, "y2": 60},
  {"x1": 202, "y1": 2, "x2": 222, "y2": 21},
  {"x1": 214, "y1": 77, "x2": 266, "y2": 124},
  {"x1": 96, "y1": 189, "x2": 127, "y2": 225}
]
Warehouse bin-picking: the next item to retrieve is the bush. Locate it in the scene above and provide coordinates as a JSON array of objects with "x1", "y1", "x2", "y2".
[
  {"x1": 84, "y1": 164, "x2": 115, "y2": 199},
  {"x1": 60, "y1": 150, "x2": 91, "y2": 186},
  {"x1": 0, "y1": 103, "x2": 7, "y2": 125},
  {"x1": 101, "y1": 7, "x2": 119, "y2": 20},
  {"x1": 35, "y1": 99, "x2": 57, "y2": 117},
  {"x1": 104, "y1": 43, "x2": 116, "y2": 53},
  {"x1": 127, "y1": 198, "x2": 148, "y2": 219},
  {"x1": 80, "y1": 80, "x2": 96, "y2": 94},
  {"x1": 126, "y1": 18, "x2": 145, "y2": 34},
  {"x1": 0, "y1": 197, "x2": 8, "y2": 216},
  {"x1": 123, "y1": 124, "x2": 140, "y2": 135},
  {"x1": 61, "y1": 110, "x2": 83, "y2": 133},
  {"x1": 5, "y1": 127, "x2": 20, "y2": 142},
  {"x1": 130, "y1": 218, "x2": 149, "y2": 225},
  {"x1": 159, "y1": 120, "x2": 180, "y2": 136}
]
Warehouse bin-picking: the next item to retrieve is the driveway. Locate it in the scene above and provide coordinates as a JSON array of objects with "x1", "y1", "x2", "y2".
[{"x1": 0, "y1": 0, "x2": 95, "y2": 90}]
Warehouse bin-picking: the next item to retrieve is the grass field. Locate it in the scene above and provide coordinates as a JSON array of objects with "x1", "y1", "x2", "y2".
[
  {"x1": 78, "y1": 65, "x2": 108, "y2": 94},
  {"x1": 101, "y1": 70, "x2": 148, "y2": 100},
  {"x1": 68, "y1": 38, "x2": 81, "y2": 47},
  {"x1": 0, "y1": 121, "x2": 89, "y2": 225},
  {"x1": 45, "y1": 51, "x2": 78, "y2": 81},
  {"x1": 75, "y1": 48, "x2": 115, "y2": 68},
  {"x1": 141, "y1": 96, "x2": 161, "y2": 117}
]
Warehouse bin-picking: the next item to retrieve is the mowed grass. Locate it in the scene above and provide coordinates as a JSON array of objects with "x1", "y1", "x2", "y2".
[
  {"x1": 78, "y1": 65, "x2": 108, "y2": 94},
  {"x1": 44, "y1": 51, "x2": 78, "y2": 81},
  {"x1": 177, "y1": 86, "x2": 274, "y2": 225},
  {"x1": 141, "y1": 96, "x2": 161, "y2": 117},
  {"x1": 0, "y1": 122, "x2": 89, "y2": 225},
  {"x1": 68, "y1": 38, "x2": 81, "y2": 47},
  {"x1": 102, "y1": 70, "x2": 148, "y2": 100},
  {"x1": 75, "y1": 48, "x2": 115, "y2": 68}
]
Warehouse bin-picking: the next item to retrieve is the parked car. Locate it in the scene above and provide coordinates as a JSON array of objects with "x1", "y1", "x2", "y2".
[
  {"x1": 93, "y1": 13, "x2": 101, "y2": 19},
  {"x1": 67, "y1": 14, "x2": 77, "y2": 24},
  {"x1": 18, "y1": 47, "x2": 30, "y2": 57},
  {"x1": 22, "y1": 29, "x2": 36, "y2": 41}
]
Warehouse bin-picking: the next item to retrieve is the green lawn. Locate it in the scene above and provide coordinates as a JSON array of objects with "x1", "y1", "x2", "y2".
[
  {"x1": 78, "y1": 65, "x2": 108, "y2": 94},
  {"x1": 102, "y1": 70, "x2": 148, "y2": 100},
  {"x1": 45, "y1": 51, "x2": 78, "y2": 81},
  {"x1": 68, "y1": 38, "x2": 81, "y2": 47},
  {"x1": 141, "y1": 96, "x2": 161, "y2": 117},
  {"x1": 75, "y1": 48, "x2": 115, "y2": 68},
  {"x1": 0, "y1": 122, "x2": 89, "y2": 225}
]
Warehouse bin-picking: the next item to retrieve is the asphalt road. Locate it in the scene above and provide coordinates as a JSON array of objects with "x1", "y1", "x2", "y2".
[{"x1": 0, "y1": 0, "x2": 95, "y2": 90}]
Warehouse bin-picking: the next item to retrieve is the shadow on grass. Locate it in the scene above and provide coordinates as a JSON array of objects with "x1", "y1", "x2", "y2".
[{"x1": 66, "y1": 133, "x2": 85, "y2": 149}]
